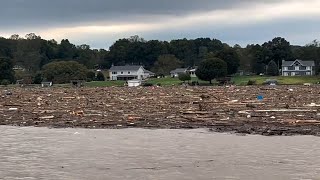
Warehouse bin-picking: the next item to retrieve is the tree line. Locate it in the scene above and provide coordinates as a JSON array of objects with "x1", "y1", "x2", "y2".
[{"x1": 1, "y1": 33, "x2": 320, "y2": 84}]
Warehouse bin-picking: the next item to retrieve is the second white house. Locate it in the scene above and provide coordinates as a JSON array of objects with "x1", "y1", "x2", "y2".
[{"x1": 109, "y1": 65, "x2": 155, "y2": 81}]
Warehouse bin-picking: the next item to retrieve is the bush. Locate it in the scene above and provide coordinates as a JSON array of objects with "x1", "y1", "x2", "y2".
[
  {"x1": 142, "y1": 83, "x2": 153, "y2": 87},
  {"x1": 189, "y1": 81, "x2": 199, "y2": 86},
  {"x1": 247, "y1": 80, "x2": 257, "y2": 85},
  {"x1": 33, "y1": 73, "x2": 43, "y2": 84},
  {"x1": 1, "y1": 79, "x2": 10, "y2": 86},
  {"x1": 178, "y1": 73, "x2": 191, "y2": 82},
  {"x1": 87, "y1": 71, "x2": 96, "y2": 82},
  {"x1": 96, "y1": 72, "x2": 105, "y2": 81}
]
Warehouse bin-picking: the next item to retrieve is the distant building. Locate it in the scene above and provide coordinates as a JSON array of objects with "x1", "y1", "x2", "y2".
[
  {"x1": 170, "y1": 67, "x2": 198, "y2": 78},
  {"x1": 170, "y1": 68, "x2": 188, "y2": 78},
  {"x1": 41, "y1": 81, "x2": 53, "y2": 87},
  {"x1": 282, "y1": 59, "x2": 315, "y2": 76},
  {"x1": 127, "y1": 79, "x2": 142, "y2": 87},
  {"x1": 109, "y1": 65, "x2": 154, "y2": 81},
  {"x1": 188, "y1": 67, "x2": 198, "y2": 78}
]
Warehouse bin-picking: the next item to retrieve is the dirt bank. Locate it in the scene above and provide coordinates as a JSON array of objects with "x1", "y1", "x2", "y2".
[{"x1": 1, "y1": 85, "x2": 320, "y2": 136}]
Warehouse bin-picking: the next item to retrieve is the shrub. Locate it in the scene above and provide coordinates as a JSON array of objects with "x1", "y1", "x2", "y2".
[
  {"x1": 142, "y1": 83, "x2": 153, "y2": 87},
  {"x1": 87, "y1": 71, "x2": 96, "y2": 82},
  {"x1": 33, "y1": 73, "x2": 43, "y2": 84},
  {"x1": 247, "y1": 80, "x2": 257, "y2": 85},
  {"x1": 178, "y1": 73, "x2": 191, "y2": 82},
  {"x1": 189, "y1": 81, "x2": 199, "y2": 86},
  {"x1": 1, "y1": 79, "x2": 10, "y2": 86},
  {"x1": 96, "y1": 72, "x2": 105, "y2": 81}
]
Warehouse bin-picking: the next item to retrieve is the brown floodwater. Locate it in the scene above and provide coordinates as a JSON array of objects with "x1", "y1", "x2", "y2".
[{"x1": 0, "y1": 126, "x2": 320, "y2": 180}]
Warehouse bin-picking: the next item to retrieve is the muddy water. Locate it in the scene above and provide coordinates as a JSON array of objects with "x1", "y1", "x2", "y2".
[{"x1": 0, "y1": 127, "x2": 320, "y2": 180}]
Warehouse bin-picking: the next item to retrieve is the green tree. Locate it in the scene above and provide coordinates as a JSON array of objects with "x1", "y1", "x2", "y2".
[
  {"x1": 0, "y1": 57, "x2": 15, "y2": 83},
  {"x1": 216, "y1": 48, "x2": 240, "y2": 75},
  {"x1": 262, "y1": 37, "x2": 293, "y2": 67},
  {"x1": 33, "y1": 72, "x2": 43, "y2": 84},
  {"x1": 86, "y1": 71, "x2": 96, "y2": 82},
  {"x1": 266, "y1": 60, "x2": 279, "y2": 76},
  {"x1": 178, "y1": 73, "x2": 191, "y2": 82},
  {"x1": 42, "y1": 61, "x2": 88, "y2": 84},
  {"x1": 58, "y1": 39, "x2": 76, "y2": 59},
  {"x1": 96, "y1": 72, "x2": 105, "y2": 81},
  {"x1": 151, "y1": 54, "x2": 182, "y2": 76},
  {"x1": 196, "y1": 58, "x2": 227, "y2": 84}
]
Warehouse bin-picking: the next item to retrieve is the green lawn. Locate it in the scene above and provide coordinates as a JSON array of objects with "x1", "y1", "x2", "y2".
[
  {"x1": 85, "y1": 77, "x2": 208, "y2": 87},
  {"x1": 146, "y1": 77, "x2": 209, "y2": 86},
  {"x1": 232, "y1": 76, "x2": 320, "y2": 85},
  {"x1": 85, "y1": 81, "x2": 126, "y2": 87},
  {"x1": 52, "y1": 76, "x2": 320, "y2": 88}
]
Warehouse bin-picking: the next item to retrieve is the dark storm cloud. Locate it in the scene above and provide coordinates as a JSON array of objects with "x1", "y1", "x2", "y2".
[{"x1": 0, "y1": 0, "x2": 283, "y2": 28}]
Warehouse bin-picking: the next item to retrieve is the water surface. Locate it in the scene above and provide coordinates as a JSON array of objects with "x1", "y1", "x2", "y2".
[{"x1": 0, "y1": 126, "x2": 319, "y2": 180}]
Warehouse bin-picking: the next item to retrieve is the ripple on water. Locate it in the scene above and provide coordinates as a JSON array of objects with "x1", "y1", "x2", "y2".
[{"x1": 0, "y1": 126, "x2": 320, "y2": 180}]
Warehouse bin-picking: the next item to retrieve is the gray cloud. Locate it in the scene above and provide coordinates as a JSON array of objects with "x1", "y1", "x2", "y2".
[
  {"x1": 1, "y1": 0, "x2": 317, "y2": 48},
  {"x1": 0, "y1": 0, "x2": 283, "y2": 29}
]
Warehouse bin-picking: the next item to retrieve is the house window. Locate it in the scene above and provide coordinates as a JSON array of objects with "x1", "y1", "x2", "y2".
[
  {"x1": 306, "y1": 72, "x2": 311, "y2": 75},
  {"x1": 112, "y1": 72, "x2": 117, "y2": 75},
  {"x1": 128, "y1": 71, "x2": 131, "y2": 74},
  {"x1": 295, "y1": 66, "x2": 299, "y2": 70},
  {"x1": 307, "y1": 66, "x2": 311, "y2": 70},
  {"x1": 284, "y1": 72, "x2": 288, "y2": 76},
  {"x1": 121, "y1": 72, "x2": 123, "y2": 74},
  {"x1": 284, "y1": 67, "x2": 288, "y2": 71},
  {"x1": 291, "y1": 72, "x2": 295, "y2": 76}
]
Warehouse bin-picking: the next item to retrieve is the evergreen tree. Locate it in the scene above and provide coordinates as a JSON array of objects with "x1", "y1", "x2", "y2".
[{"x1": 266, "y1": 60, "x2": 279, "y2": 76}]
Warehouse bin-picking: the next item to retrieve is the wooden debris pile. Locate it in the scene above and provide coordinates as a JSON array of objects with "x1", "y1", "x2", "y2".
[{"x1": 0, "y1": 85, "x2": 320, "y2": 135}]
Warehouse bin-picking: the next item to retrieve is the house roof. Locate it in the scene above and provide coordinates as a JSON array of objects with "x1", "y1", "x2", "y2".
[
  {"x1": 109, "y1": 65, "x2": 142, "y2": 71},
  {"x1": 116, "y1": 75, "x2": 138, "y2": 78},
  {"x1": 282, "y1": 59, "x2": 315, "y2": 67},
  {"x1": 170, "y1": 68, "x2": 188, "y2": 74},
  {"x1": 144, "y1": 70, "x2": 155, "y2": 75}
]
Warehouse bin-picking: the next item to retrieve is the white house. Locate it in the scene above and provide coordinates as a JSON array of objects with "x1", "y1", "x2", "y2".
[
  {"x1": 109, "y1": 65, "x2": 155, "y2": 81},
  {"x1": 282, "y1": 59, "x2": 315, "y2": 76}
]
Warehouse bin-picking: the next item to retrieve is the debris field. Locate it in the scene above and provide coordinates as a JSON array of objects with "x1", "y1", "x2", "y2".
[{"x1": 1, "y1": 85, "x2": 320, "y2": 136}]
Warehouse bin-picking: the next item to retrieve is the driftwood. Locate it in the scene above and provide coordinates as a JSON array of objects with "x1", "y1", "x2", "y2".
[{"x1": 1, "y1": 85, "x2": 320, "y2": 135}]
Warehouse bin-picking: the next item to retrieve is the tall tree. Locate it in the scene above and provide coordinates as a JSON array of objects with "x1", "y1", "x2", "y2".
[
  {"x1": 196, "y1": 57, "x2": 227, "y2": 84},
  {"x1": 262, "y1": 37, "x2": 293, "y2": 67},
  {"x1": 151, "y1": 54, "x2": 182, "y2": 76},
  {"x1": 58, "y1": 39, "x2": 76, "y2": 59},
  {"x1": 216, "y1": 48, "x2": 240, "y2": 75},
  {"x1": 0, "y1": 57, "x2": 15, "y2": 83},
  {"x1": 266, "y1": 60, "x2": 279, "y2": 76}
]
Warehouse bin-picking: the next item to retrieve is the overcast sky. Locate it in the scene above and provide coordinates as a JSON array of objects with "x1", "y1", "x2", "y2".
[{"x1": 1, "y1": 0, "x2": 320, "y2": 49}]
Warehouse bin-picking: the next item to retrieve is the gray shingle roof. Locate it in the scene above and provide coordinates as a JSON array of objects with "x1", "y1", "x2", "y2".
[
  {"x1": 282, "y1": 59, "x2": 315, "y2": 67},
  {"x1": 170, "y1": 68, "x2": 188, "y2": 74},
  {"x1": 144, "y1": 70, "x2": 155, "y2": 75},
  {"x1": 109, "y1": 65, "x2": 142, "y2": 71}
]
